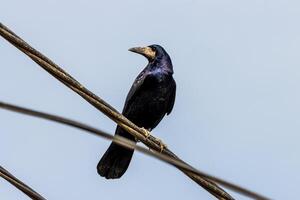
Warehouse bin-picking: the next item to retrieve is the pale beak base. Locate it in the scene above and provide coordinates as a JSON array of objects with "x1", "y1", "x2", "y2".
[{"x1": 129, "y1": 46, "x2": 156, "y2": 60}]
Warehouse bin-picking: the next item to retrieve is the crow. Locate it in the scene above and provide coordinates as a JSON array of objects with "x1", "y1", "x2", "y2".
[{"x1": 97, "y1": 44, "x2": 176, "y2": 179}]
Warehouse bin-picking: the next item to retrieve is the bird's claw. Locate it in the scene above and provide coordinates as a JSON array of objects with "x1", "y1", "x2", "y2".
[
  {"x1": 155, "y1": 138, "x2": 167, "y2": 153},
  {"x1": 141, "y1": 127, "x2": 151, "y2": 138},
  {"x1": 141, "y1": 127, "x2": 166, "y2": 152}
]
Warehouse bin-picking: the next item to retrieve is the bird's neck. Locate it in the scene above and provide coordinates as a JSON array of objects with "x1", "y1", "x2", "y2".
[{"x1": 149, "y1": 57, "x2": 173, "y2": 75}]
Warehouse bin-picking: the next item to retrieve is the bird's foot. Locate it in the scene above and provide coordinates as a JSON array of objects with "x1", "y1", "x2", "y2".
[
  {"x1": 141, "y1": 127, "x2": 151, "y2": 138},
  {"x1": 154, "y1": 138, "x2": 167, "y2": 153},
  {"x1": 140, "y1": 128, "x2": 166, "y2": 152},
  {"x1": 140, "y1": 128, "x2": 152, "y2": 151}
]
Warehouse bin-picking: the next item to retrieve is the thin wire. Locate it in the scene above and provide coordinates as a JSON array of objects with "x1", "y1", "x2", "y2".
[
  {"x1": 0, "y1": 22, "x2": 232, "y2": 200},
  {"x1": 0, "y1": 165, "x2": 46, "y2": 200},
  {"x1": 0, "y1": 101, "x2": 270, "y2": 200},
  {"x1": 0, "y1": 22, "x2": 270, "y2": 200}
]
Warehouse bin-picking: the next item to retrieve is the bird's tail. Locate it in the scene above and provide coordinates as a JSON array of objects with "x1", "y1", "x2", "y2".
[{"x1": 97, "y1": 142, "x2": 135, "y2": 179}]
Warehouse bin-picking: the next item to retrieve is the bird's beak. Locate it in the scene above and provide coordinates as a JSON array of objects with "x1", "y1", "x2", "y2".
[{"x1": 128, "y1": 46, "x2": 156, "y2": 60}]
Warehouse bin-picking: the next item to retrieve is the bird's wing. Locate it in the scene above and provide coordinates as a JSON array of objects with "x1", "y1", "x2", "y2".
[
  {"x1": 122, "y1": 71, "x2": 148, "y2": 113},
  {"x1": 166, "y1": 78, "x2": 176, "y2": 115}
]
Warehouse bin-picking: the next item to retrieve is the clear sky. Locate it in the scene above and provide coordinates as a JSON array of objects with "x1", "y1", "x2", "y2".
[{"x1": 1, "y1": 0, "x2": 300, "y2": 199}]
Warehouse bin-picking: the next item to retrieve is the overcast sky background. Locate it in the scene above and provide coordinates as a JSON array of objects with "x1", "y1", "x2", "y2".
[{"x1": 1, "y1": 0, "x2": 300, "y2": 199}]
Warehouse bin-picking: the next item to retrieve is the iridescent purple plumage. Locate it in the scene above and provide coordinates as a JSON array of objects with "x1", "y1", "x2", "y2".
[{"x1": 97, "y1": 45, "x2": 176, "y2": 179}]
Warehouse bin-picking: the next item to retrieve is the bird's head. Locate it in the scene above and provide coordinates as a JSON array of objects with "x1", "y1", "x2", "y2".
[
  {"x1": 129, "y1": 44, "x2": 173, "y2": 74},
  {"x1": 129, "y1": 44, "x2": 170, "y2": 62}
]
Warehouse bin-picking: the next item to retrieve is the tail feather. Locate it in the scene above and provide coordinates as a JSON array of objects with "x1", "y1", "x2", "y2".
[{"x1": 97, "y1": 142, "x2": 134, "y2": 179}]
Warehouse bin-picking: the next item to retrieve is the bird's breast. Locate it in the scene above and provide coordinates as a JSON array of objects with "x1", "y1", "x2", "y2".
[{"x1": 125, "y1": 73, "x2": 174, "y2": 129}]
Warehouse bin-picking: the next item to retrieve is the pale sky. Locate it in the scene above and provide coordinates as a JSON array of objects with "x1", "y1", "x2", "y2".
[{"x1": 1, "y1": 0, "x2": 300, "y2": 199}]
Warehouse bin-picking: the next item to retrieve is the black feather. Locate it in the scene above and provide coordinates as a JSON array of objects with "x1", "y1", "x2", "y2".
[{"x1": 97, "y1": 45, "x2": 176, "y2": 179}]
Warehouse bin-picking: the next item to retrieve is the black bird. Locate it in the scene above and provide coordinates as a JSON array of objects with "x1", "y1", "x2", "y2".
[{"x1": 97, "y1": 44, "x2": 176, "y2": 179}]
